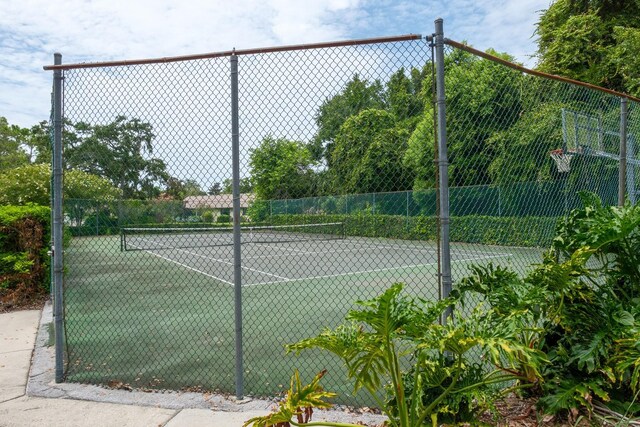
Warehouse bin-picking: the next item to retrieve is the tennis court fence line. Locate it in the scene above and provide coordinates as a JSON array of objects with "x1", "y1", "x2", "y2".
[{"x1": 46, "y1": 18, "x2": 637, "y2": 406}]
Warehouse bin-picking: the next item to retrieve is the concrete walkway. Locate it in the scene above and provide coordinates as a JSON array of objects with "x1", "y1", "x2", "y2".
[
  {"x1": 0, "y1": 304, "x2": 384, "y2": 427},
  {"x1": 0, "y1": 307, "x2": 270, "y2": 427}
]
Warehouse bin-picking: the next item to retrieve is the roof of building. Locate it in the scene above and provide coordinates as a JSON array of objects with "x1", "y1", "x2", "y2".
[{"x1": 183, "y1": 194, "x2": 255, "y2": 209}]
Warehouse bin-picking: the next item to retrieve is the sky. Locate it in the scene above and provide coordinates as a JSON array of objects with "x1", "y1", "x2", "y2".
[{"x1": 0, "y1": 0, "x2": 551, "y2": 129}]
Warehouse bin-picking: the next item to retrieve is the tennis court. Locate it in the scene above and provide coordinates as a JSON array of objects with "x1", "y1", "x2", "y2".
[
  {"x1": 118, "y1": 223, "x2": 517, "y2": 288},
  {"x1": 63, "y1": 225, "x2": 543, "y2": 403}
]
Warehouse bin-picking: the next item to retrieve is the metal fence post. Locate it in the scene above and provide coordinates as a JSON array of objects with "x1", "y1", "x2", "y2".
[
  {"x1": 619, "y1": 97, "x2": 628, "y2": 206},
  {"x1": 230, "y1": 53, "x2": 244, "y2": 400},
  {"x1": 434, "y1": 19, "x2": 452, "y2": 321},
  {"x1": 52, "y1": 53, "x2": 65, "y2": 383}
]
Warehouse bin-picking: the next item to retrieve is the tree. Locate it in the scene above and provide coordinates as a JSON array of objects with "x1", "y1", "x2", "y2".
[
  {"x1": 403, "y1": 49, "x2": 524, "y2": 190},
  {"x1": 221, "y1": 178, "x2": 253, "y2": 194},
  {"x1": 0, "y1": 164, "x2": 120, "y2": 206},
  {"x1": 330, "y1": 109, "x2": 413, "y2": 194},
  {"x1": 165, "y1": 178, "x2": 205, "y2": 199},
  {"x1": 385, "y1": 67, "x2": 426, "y2": 121},
  {"x1": 249, "y1": 137, "x2": 316, "y2": 200},
  {"x1": 310, "y1": 75, "x2": 385, "y2": 164},
  {"x1": 0, "y1": 117, "x2": 29, "y2": 171},
  {"x1": 65, "y1": 116, "x2": 170, "y2": 199},
  {"x1": 207, "y1": 182, "x2": 222, "y2": 195},
  {"x1": 24, "y1": 121, "x2": 52, "y2": 164},
  {"x1": 536, "y1": 0, "x2": 640, "y2": 97}
]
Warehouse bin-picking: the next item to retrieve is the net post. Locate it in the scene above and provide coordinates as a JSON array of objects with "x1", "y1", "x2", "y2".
[
  {"x1": 619, "y1": 97, "x2": 628, "y2": 206},
  {"x1": 52, "y1": 53, "x2": 65, "y2": 383},
  {"x1": 434, "y1": 18, "x2": 452, "y2": 323},
  {"x1": 230, "y1": 52, "x2": 244, "y2": 400}
]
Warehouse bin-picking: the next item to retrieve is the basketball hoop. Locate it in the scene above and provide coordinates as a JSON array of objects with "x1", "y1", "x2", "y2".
[{"x1": 550, "y1": 148, "x2": 574, "y2": 173}]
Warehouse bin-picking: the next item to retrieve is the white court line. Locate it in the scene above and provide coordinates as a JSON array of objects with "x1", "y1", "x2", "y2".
[
  {"x1": 131, "y1": 238, "x2": 290, "y2": 283},
  {"x1": 242, "y1": 239, "x2": 511, "y2": 260},
  {"x1": 168, "y1": 247, "x2": 290, "y2": 281},
  {"x1": 308, "y1": 238, "x2": 512, "y2": 258},
  {"x1": 242, "y1": 246, "x2": 405, "y2": 260},
  {"x1": 132, "y1": 237, "x2": 513, "y2": 287},
  {"x1": 141, "y1": 250, "x2": 234, "y2": 285},
  {"x1": 246, "y1": 253, "x2": 511, "y2": 287}
]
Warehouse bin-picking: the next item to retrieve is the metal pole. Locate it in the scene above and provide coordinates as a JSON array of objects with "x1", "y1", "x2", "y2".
[
  {"x1": 619, "y1": 98, "x2": 628, "y2": 206},
  {"x1": 52, "y1": 53, "x2": 65, "y2": 383},
  {"x1": 434, "y1": 19, "x2": 452, "y2": 321},
  {"x1": 230, "y1": 53, "x2": 244, "y2": 400},
  {"x1": 628, "y1": 136, "x2": 636, "y2": 205}
]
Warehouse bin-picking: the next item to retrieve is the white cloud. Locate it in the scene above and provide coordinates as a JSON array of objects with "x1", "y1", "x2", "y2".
[{"x1": 0, "y1": 0, "x2": 550, "y2": 128}]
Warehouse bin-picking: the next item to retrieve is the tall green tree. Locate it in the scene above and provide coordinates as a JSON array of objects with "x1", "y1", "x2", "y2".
[
  {"x1": 65, "y1": 116, "x2": 169, "y2": 199},
  {"x1": 330, "y1": 109, "x2": 413, "y2": 194},
  {"x1": 385, "y1": 67, "x2": 426, "y2": 121},
  {"x1": 221, "y1": 178, "x2": 253, "y2": 194},
  {"x1": 536, "y1": 0, "x2": 640, "y2": 97},
  {"x1": 0, "y1": 117, "x2": 29, "y2": 171},
  {"x1": 165, "y1": 178, "x2": 205, "y2": 199},
  {"x1": 207, "y1": 182, "x2": 222, "y2": 195},
  {"x1": 310, "y1": 75, "x2": 385, "y2": 164},
  {"x1": 404, "y1": 49, "x2": 523, "y2": 190},
  {"x1": 249, "y1": 137, "x2": 316, "y2": 200}
]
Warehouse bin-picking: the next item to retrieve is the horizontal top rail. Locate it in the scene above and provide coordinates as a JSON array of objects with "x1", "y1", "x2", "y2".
[
  {"x1": 445, "y1": 38, "x2": 640, "y2": 103},
  {"x1": 43, "y1": 34, "x2": 423, "y2": 71}
]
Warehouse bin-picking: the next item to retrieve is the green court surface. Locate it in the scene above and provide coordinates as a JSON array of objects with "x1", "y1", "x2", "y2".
[{"x1": 63, "y1": 234, "x2": 543, "y2": 405}]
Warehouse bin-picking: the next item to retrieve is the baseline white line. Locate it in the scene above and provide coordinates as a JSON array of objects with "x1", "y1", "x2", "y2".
[
  {"x1": 246, "y1": 253, "x2": 510, "y2": 287},
  {"x1": 140, "y1": 250, "x2": 234, "y2": 285}
]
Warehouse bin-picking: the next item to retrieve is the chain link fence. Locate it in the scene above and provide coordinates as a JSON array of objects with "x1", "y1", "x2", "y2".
[{"x1": 46, "y1": 22, "x2": 638, "y2": 407}]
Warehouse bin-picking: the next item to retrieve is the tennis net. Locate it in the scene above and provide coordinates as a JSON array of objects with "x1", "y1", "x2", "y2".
[{"x1": 120, "y1": 222, "x2": 345, "y2": 251}]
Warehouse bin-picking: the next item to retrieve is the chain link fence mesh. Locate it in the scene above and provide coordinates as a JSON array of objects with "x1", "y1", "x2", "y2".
[
  {"x1": 53, "y1": 33, "x2": 636, "y2": 407},
  {"x1": 441, "y1": 43, "x2": 634, "y2": 286}
]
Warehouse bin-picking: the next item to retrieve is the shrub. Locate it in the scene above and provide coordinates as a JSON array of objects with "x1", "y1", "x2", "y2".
[
  {"x1": 201, "y1": 210, "x2": 215, "y2": 223},
  {"x1": 269, "y1": 213, "x2": 557, "y2": 247},
  {"x1": 0, "y1": 205, "x2": 50, "y2": 310},
  {"x1": 217, "y1": 213, "x2": 231, "y2": 224}
]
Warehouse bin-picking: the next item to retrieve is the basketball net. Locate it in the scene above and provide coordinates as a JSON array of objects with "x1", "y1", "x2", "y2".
[{"x1": 550, "y1": 149, "x2": 574, "y2": 173}]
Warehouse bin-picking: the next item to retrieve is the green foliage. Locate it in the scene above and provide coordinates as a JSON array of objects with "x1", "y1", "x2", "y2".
[
  {"x1": 207, "y1": 182, "x2": 222, "y2": 195},
  {"x1": 536, "y1": 0, "x2": 640, "y2": 97},
  {"x1": 259, "y1": 284, "x2": 543, "y2": 427},
  {"x1": 0, "y1": 205, "x2": 50, "y2": 308},
  {"x1": 249, "y1": 137, "x2": 316, "y2": 200},
  {"x1": 165, "y1": 178, "x2": 205, "y2": 199},
  {"x1": 488, "y1": 102, "x2": 568, "y2": 185},
  {"x1": 269, "y1": 213, "x2": 557, "y2": 247},
  {"x1": 200, "y1": 210, "x2": 214, "y2": 223},
  {"x1": 216, "y1": 214, "x2": 231, "y2": 224},
  {"x1": 221, "y1": 177, "x2": 253, "y2": 195},
  {"x1": 243, "y1": 370, "x2": 338, "y2": 427},
  {"x1": 0, "y1": 117, "x2": 30, "y2": 172},
  {"x1": 459, "y1": 193, "x2": 640, "y2": 416},
  {"x1": 310, "y1": 75, "x2": 385, "y2": 163},
  {"x1": 330, "y1": 109, "x2": 414, "y2": 194},
  {"x1": 246, "y1": 200, "x2": 269, "y2": 222},
  {"x1": 0, "y1": 164, "x2": 121, "y2": 207},
  {"x1": 65, "y1": 116, "x2": 169, "y2": 199}
]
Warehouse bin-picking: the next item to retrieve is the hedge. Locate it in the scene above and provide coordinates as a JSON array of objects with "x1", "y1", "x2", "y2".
[
  {"x1": 66, "y1": 211, "x2": 559, "y2": 248},
  {"x1": 268, "y1": 213, "x2": 559, "y2": 248},
  {"x1": 0, "y1": 205, "x2": 50, "y2": 309}
]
